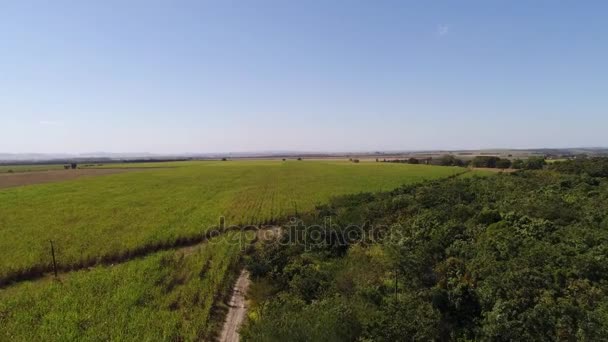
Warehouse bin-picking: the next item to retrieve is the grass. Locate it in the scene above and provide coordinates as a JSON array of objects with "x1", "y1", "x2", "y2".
[
  {"x1": 0, "y1": 231, "x2": 254, "y2": 341},
  {"x1": 0, "y1": 160, "x2": 471, "y2": 282}
]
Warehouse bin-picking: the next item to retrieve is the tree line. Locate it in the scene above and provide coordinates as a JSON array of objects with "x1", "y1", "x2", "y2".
[{"x1": 382, "y1": 155, "x2": 548, "y2": 170}]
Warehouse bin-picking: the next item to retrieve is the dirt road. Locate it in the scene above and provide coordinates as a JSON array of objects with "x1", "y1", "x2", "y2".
[
  {"x1": 0, "y1": 168, "x2": 133, "y2": 189},
  {"x1": 219, "y1": 269, "x2": 251, "y2": 342}
]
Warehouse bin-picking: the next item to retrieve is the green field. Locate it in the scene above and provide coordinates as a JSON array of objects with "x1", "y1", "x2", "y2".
[
  {"x1": 0, "y1": 231, "x2": 254, "y2": 340},
  {"x1": 0, "y1": 160, "x2": 471, "y2": 283}
]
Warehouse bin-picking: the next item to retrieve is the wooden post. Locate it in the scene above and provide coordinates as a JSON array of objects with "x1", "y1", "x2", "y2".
[{"x1": 50, "y1": 240, "x2": 58, "y2": 278}]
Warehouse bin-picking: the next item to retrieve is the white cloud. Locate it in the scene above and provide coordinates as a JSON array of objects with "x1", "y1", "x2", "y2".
[{"x1": 437, "y1": 25, "x2": 449, "y2": 37}]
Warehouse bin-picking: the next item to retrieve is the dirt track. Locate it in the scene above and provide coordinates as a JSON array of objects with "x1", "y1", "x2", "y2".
[
  {"x1": 0, "y1": 169, "x2": 135, "y2": 189},
  {"x1": 219, "y1": 270, "x2": 251, "y2": 342}
]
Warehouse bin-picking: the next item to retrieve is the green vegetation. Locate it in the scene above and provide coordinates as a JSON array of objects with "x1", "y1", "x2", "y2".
[
  {"x1": 0, "y1": 231, "x2": 254, "y2": 340},
  {"x1": 548, "y1": 157, "x2": 608, "y2": 177},
  {"x1": 0, "y1": 160, "x2": 467, "y2": 284},
  {"x1": 243, "y1": 159, "x2": 608, "y2": 341}
]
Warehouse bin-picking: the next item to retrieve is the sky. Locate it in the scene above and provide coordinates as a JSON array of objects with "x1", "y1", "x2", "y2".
[{"x1": 1, "y1": 0, "x2": 607, "y2": 154}]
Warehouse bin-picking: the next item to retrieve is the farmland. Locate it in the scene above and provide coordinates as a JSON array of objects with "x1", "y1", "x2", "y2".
[
  {"x1": 0, "y1": 160, "x2": 473, "y2": 284},
  {"x1": 0, "y1": 231, "x2": 255, "y2": 340},
  {"x1": 0, "y1": 164, "x2": 65, "y2": 174},
  {"x1": 0, "y1": 160, "x2": 481, "y2": 339},
  {"x1": 0, "y1": 168, "x2": 134, "y2": 189}
]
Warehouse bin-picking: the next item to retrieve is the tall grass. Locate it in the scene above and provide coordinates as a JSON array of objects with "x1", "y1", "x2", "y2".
[{"x1": 0, "y1": 231, "x2": 253, "y2": 340}]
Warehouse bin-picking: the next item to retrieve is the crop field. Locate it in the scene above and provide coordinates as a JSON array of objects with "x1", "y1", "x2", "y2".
[
  {"x1": 0, "y1": 160, "x2": 473, "y2": 284},
  {"x1": 0, "y1": 231, "x2": 255, "y2": 340}
]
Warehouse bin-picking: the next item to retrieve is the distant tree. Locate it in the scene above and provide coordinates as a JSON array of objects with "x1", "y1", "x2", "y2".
[
  {"x1": 353, "y1": 159, "x2": 360, "y2": 163},
  {"x1": 64, "y1": 165, "x2": 70, "y2": 170},
  {"x1": 512, "y1": 159, "x2": 524, "y2": 169},
  {"x1": 70, "y1": 163, "x2": 77, "y2": 169},
  {"x1": 471, "y1": 156, "x2": 500, "y2": 168},
  {"x1": 282, "y1": 158, "x2": 286, "y2": 161},
  {"x1": 524, "y1": 157, "x2": 546, "y2": 170},
  {"x1": 454, "y1": 158, "x2": 466, "y2": 167},
  {"x1": 439, "y1": 155, "x2": 457, "y2": 166},
  {"x1": 221, "y1": 158, "x2": 228, "y2": 161},
  {"x1": 376, "y1": 158, "x2": 379, "y2": 162},
  {"x1": 7, "y1": 169, "x2": 13, "y2": 173},
  {"x1": 297, "y1": 157, "x2": 302, "y2": 161},
  {"x1": 496, "y1": 159, "x2": 512, "y2": 169},
  {"x1": 408, "y1": 158, "x2": 419, "y2": 164}
]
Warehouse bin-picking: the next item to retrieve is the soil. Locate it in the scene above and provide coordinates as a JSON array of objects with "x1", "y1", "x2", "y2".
[
  {"x1": 0, "y1": 168, "x2": 138, "y2": 189},
  {"x1": 218, "y1": 269, "x2": 251, "y2": 342}
]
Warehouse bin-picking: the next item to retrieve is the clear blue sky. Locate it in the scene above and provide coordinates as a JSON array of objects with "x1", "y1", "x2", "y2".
[{"x1": 1, "y1": 0, "x2": 607, "y2": 154}]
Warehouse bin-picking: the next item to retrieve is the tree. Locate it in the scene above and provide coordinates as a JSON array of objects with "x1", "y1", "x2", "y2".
[
  {"x1": 512, "y1": 159, "x2": 524, "y2": 169},
  {"x1": 496, "y1": 159, "x2": 512, "y2": 169},
  {"x1": 524, "y1": 157, "x2": 546, "y2": 170},
  {"x1": 408, "y1": 158, "x2": 419, "y2": 164},
  {"x1": 440, "y1": 155, "x2": 457, "y2": 166},
  {"x1": 471, "y1": 156, "x2": 500, "y2": 168}
]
